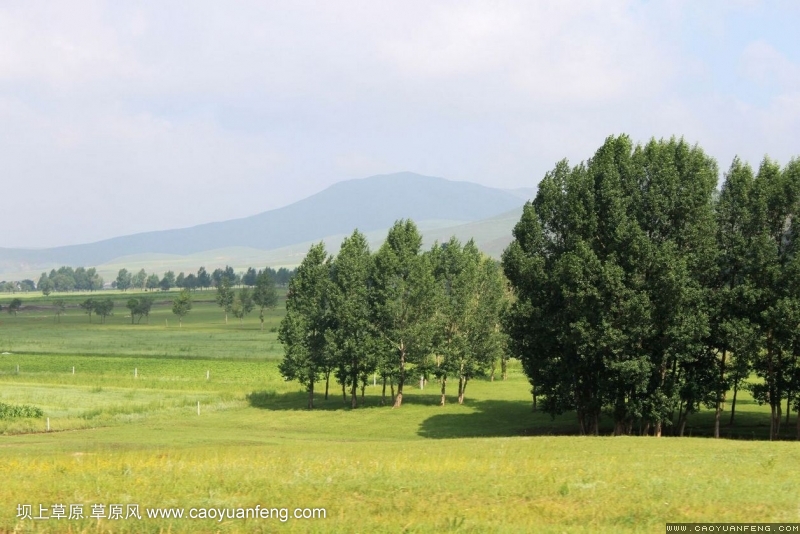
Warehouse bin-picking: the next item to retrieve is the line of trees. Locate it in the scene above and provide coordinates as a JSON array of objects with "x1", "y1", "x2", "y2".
[
  {"x1": 502, "y1": 135, "x2": 800, "y2": 440},
  {"x1": 37, "y1": 267, "x2": 103, "y2": 295},
  {"x1": 278, "y1": 221, "x2": 508, "y2": 410},
  {"x1": 214, "y1": 268, "x2": 278, "y2": 327},
  {"x1": 114, "y1": 265, "x2": 295, "y2": 292},
  {"x1": 0, "y1": 265, "x2": 296, "y2": 296}
]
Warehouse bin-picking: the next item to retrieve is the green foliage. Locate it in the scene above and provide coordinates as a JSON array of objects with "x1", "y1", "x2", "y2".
[
  {"x1": 278, "y1": 243, "x2": 332, "y2": 409},
  {"x1": 126, "y1": 296, "x2": 154, "y2": 324},
  {"x1": 52, "y1": 298, "x2": 67, "y2": 323},
  {"x1": 0, "y1": 402, "x2": 43, "y2": 419},
  {"x1": 172, "y1": 289, "x2": 193, "y2": 326},
  {"x1": 253, "y1": 268, "x2": 278, "y2": 330},
  {"x1": 231, "y1": 287, "x2": 254, "y2": 323},
  {"x1": 94, "y1": 298, "x2": 115, "y2": 323},
  {"x1": 503, "y1": 135, "x2": 719, "y2": 435},
  {"x1": 7, "y1": 297, "x2": 22, "y2": 316},
  {"x1": 327, "y1": 231, "x2": 376, "y2": 409},
  {"x1": 371, "y1": 219, "x2": 437, "y2": 407},
  {"x1": 116, "y1": 268, "x2": 132, "y2": 291},
  {"x1": 215, "y1": 276, "x2": 234, "y2": 323}
]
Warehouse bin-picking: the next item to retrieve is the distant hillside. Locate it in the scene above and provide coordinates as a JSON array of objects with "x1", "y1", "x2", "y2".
[{"x1": 0, "y1": 172, "x2": 526, "y2": 274}]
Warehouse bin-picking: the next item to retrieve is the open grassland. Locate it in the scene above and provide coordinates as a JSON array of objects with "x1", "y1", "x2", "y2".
[{"x1": 0, "y1": 297, "x2": 798, "y2": 532}]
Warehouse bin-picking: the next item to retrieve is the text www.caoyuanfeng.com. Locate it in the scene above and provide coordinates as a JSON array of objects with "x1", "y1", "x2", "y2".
[{"x1": 17, "y1": 503, "x2": 326, "y2": 523}]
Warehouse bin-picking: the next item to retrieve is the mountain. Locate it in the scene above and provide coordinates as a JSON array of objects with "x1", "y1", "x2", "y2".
[{"x1": 0, "y1": 172, "x2": 527, "y2": 274}]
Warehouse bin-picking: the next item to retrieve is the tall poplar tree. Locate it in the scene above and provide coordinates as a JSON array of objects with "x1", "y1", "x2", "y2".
[
  {"x1": 327, "y1": 231, "x2": 375, "y2": 409},
  {"x1": 278, "y1": 243, "x2": 331, "y2": 409},
  {"x1": 371, "y1": 220, "x2": 437, "y2": 408}
]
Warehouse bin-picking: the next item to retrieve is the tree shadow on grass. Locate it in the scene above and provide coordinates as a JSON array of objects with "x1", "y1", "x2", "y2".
[
  {"x1": 417, "y1": 399, "x2": 579, "y2": 439},
  {"x1": 246, "y1": 389, "x2": 450, "y2": 412}
]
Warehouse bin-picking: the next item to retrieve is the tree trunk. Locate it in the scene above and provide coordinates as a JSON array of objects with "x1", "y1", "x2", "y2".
[
  {"x1": 440, "y1": 376, "x2": 447, "y2": 406},
  {"x1": 390, "y1": 379, "x2": 395, "y2": 404},
  {"x1": 341, "y1": 382, "x2": 346, "y2": 403},
  {"x1": 392, "y1": 344, "x2": 406, "y2": 408},
  {"x1": 729, "y1": 381, "x2": 739, "y2": 426},
  {"x1": 381, "y1": 376, "x2": 387, "y2": 406},
  {"x1": 324, "y1": 372, "x2": 330, "y2": 400},
  {"x1": 351, "y1": 372, "x2": 358, "y2": 409},
  {"x1": 770, "y1": 403, "x2": 777, "y2": 441},
  {"x1": 360, "y1": 380, "x2": 366, "y2": 404},
  {"x1": 308, "y1": 381, "x2": 314, "y2": 410},
  {"x1": 642, "y1": 422, "x2": 650, "y2": 436},
  {"x1": 714, "y1": 348, "x2": 727, "y2": 439},
  {"x1": 532, "y1": 384, "x2": 537, "y2": 412},
  {"x1": 786, "y1": 395, "x2": 791, "y2": 427},
  {"x1": 458, "y1": 377, "x2": 467, "y2": 405},
  {"x1": 501, "y1": 357, "x2": 508, "y2": 380},
  {"x1": 654, "y1": 420, "x2": 662, "y2": 438}
]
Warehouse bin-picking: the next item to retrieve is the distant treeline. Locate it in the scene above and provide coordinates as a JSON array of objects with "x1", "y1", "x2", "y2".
[
  {"x1": 0, "y1": 265, "x2": 297, "y2": 295},
  {"x1": 503, "y1": 135, "x2": 800, "y2": 440},
  {"x1": 111, "y1": 265, "x2": 295, "y2": 292}
]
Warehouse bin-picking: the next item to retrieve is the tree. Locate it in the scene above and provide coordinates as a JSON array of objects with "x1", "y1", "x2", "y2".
[
  {"x1": 253, "y1": 269, "x2": 278, "y2": 331},
  {"x1": 215, "y1": 277, "x2": 234, "y2": 323},
  {"x1": 94, "y1": 298, "x2": 114, "y2": 324},
  {"x1": 175, "y1": 272, "x2": 186, "y2": 289},
  {"x1": 7, "y1": 298, "x2": 21, "y2": 316},
  {"x1": 242, "y1": 267, "x2": 258, "y2": 287},
  {"x1": 38, "y1": 274, "x2": 53, "y2": 296},
  {"x1": 160, "y1": 271, "x2": 175, "y2": 291},
  {"x1": 19, "y1": 280, "x2": 35, "y2": 292},
  {"x1": 126, "y1": 298, "x2": 139, "y2": 324},
  {"x1": 709, "y1": 157, "x2": 758, "y2": 436},
  {"x1": 86, "y1": 268, "x2": 104, "y2": 291},
  {"x1": 172, "y1": 290, "x2": 192, "y2": 327},
  {"x1": 430, "y1": 239, "x2": 503, "y2": 405},
  {"x1": 52, "y1": 299, "x2": 66, "y2": 323},
  {"x1": 746, "y1": 157, "x2": 800, "y2": 440},
  {"x1": 370, "y1": 220, "x2": 437, "y2": 407},
  {"x1": 231, "y1": 287, "x2": 254, "y2": 324},
  {"x1": 278, "y1": 243, "x2": 332, "y2": 409},
  {"x1": 184, "y1": 273, "x2": 197, "y2": 291},
  {"x1": 116, "y1": 269, "x2": 132, "y2": 291},
  {"x1": 502, "y1": 135, "x2": 718, "y2": 436},
  {"x1": 327, "y1": 230, "x2": 375, "y2": 409},
  {"x1": 52, "y1": 274, "x2": 75, "y2": 292},
  {"x1": 146, "y1": 274, "x2": 160, "y2": 291},
  {"x1": 137, "y1": 296, "x2": 154, "y2": 324},
  {"x1": 132, "y1": 269, "x2": 147, "y2": 290},
  {"x1": 80, "y1": 298, "x2": 96, "y2": 323},
  {"x1": 197, "y1": 267, "x2": 211, "y2": 289}
]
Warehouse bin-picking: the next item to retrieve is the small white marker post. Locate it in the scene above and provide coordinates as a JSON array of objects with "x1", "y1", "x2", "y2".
[
  {"x1": 420, "y1": 376, "x2": 424, "y2": 390},
  {"x1": 134, "y1": 368, "x2": 138, "y2": 379},
  {"x1": 72, "y1": 366, "x2": 75, "y2": 375},
  {"x1": 197, "y1": 401, "x2": 200, "y2": 416},
  {"x1": 16, "y1": 364, "x2": 19, "y2": 374},
  {"x1": 46, "y1": 418, "x2": 50, "y2": 432},
  {"x1": 206, "y1": 370, "x2": 210, "y2": 380}
]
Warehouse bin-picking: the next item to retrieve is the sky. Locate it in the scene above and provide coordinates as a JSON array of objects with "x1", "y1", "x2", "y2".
[{"x1": 1, "y1": 1, "x2": 799, "y2": 248}]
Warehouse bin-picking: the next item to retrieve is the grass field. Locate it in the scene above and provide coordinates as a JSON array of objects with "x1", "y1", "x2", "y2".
[{"x1": 0, "y1": 291, "x2": 798, "y2": 532}]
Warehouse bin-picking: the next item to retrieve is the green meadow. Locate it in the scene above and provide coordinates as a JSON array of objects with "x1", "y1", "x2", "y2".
[{"x1": 0, "y1": 292, "x2": 798, "y2": 533}]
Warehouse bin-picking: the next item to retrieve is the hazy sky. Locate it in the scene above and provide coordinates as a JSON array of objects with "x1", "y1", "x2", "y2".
[{"x1": 2, "y1": 1, "x2": 798, "y2": 248}]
